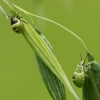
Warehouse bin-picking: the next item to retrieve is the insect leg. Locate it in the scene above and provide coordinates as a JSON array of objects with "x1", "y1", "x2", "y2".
[
  {"x1": 85, "y1": 62, "x2": 99, "y2": 72},
  {"x1": 16, "y1": 13, "x2": 22, "y2": 19},
  {"x1": 85, "y1": 62, "x2": 94, "y2": 67}
]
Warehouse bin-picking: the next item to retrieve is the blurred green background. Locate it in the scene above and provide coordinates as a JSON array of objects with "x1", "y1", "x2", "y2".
[{"x1": 0, "y1": 0, "x2": 100, "y2": 100}]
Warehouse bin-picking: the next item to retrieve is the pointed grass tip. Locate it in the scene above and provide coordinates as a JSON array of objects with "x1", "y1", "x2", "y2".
[{"x1": 0, "y1": 6, "x2": 8, "y2": 19}]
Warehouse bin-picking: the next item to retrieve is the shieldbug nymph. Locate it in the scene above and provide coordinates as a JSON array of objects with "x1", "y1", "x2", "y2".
[
  {"x1": 10, "y1": 15, "x2": 25, "y2": 33},
  {"x1": 72, "y1": 53, "x2": 92, "y2": 88}
]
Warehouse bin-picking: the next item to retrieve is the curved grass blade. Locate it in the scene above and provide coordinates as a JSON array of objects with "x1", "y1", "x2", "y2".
[
  {"x1": 83, "y1": 50, "x2": 100, "y2": 100},
  {"x1": 3, "y1": 0, "x2": 87, "y2": 49},
  {"x1": 22, "y1": 21, "x2": 79, "y2": 99},
  {"x1": 34, "y1": 27, "x2": 66, "y2": 100}
]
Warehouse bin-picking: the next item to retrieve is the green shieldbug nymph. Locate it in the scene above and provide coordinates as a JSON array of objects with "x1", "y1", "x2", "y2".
[
  {"x1": 10, "y1": 15, "x2": 25, "y2": 33},
  {"x1": 72, "y1": 53, "x2": 92, "y2": 88}
]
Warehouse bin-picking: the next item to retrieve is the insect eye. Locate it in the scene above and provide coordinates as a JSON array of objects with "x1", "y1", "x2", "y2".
[{"x1": 78, "y1": 63, "x2": 81, "y2": 66}]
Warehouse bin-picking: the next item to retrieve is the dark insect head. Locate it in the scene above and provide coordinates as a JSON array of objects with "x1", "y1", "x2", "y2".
[{"x1": 10, "y1": 16, "x2": 18, "y2": 25}]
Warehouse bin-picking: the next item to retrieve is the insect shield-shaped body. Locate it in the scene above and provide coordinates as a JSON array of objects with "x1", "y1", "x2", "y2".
[
  {"x1": 72, "y1": 61, "x2": 85, "y2": 88},
  {"x1": 72, "y1": 54, "x2": 88, "y2": 88},
  {"x1": 10, "y1": 16, "x2": 24, "y2": 33}
]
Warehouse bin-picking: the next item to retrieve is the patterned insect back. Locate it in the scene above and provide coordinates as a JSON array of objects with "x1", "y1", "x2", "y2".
[
  {"x1": 11, "y1": 16, "x2": 25, "y2": 33},
  {"x1": 72, "y1": 54, "x2": 89, "y2": 88},
  {"x1": 72, "y1": 62, "x2": 85, "y2": 88}
]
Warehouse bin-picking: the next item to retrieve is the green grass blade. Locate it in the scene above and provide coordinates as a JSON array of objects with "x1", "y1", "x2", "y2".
[
  {"x1": 0, "y1": 6, "x2": 8, "y2": 19},
  {"x1": 82, "y1": 50, "x2": 100, "y2": 100},
  {"x1": 34, "y1": 27, "x2": 66, "y2": 100},
  {"x1": 21, "y1": 21, "x2": 79, "y2": 99}
]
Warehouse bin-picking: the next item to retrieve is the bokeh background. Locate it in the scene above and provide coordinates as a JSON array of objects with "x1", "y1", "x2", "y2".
[{"x1": 0, "y1": 0, "x2": 100, "y2": 100}]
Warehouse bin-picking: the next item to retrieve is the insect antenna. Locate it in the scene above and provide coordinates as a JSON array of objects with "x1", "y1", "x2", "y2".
[
  {"x1": 83, "y1": 54, "x2": 89, "y2": 65},
  {"x1": 79, "y1": 50, "x2": 82, "y2": 61}
]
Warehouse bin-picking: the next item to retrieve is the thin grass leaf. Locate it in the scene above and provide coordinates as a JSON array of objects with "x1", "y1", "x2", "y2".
[
  {"x1": 1, "y1": 1, "x2": 79, "y2": 99},
  {"x1": 23, "y1": 17, "x2": 78, "y2": 99},
  {"x1": 83, "y1": 50, "x2": 100, "y2": 100},
  {"x1": 0, "y1": 6, "x2": 8, "y2": 19},
  {"x1": 34, "y1": 27, "x2": 66, "y2": 100}
]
